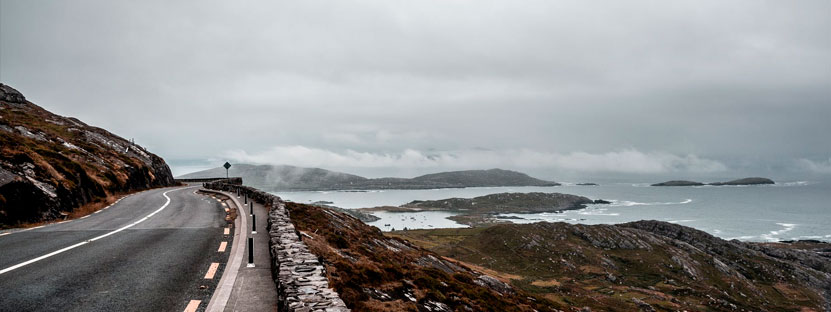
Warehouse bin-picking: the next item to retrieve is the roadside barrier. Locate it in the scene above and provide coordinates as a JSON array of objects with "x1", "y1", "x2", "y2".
[{"x1": 204, "y1": 179, "x2": 349, "y2": 311}]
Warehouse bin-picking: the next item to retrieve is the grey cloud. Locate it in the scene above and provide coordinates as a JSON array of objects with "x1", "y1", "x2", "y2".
[{"x1": 1, "y1": 0, "x2": 828, "y2": 177}]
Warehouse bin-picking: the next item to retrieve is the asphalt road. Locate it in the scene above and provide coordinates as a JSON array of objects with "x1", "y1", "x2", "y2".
[{"x1": 0, "y1": 186, "x2": 230, "y2": 312}]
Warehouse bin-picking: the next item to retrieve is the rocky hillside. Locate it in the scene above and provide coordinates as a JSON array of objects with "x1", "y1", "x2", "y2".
[
  {"x1": 0, "y1": 84, "x2": 175, "y2": 227},
  {"x1": 284, "y1": 201, "x2": 558, "y2": 311},
  {"x1": 181, "y1": 165, "x2": 558, "y2": 191},
  {"x1": 392, "y1": 221, "x2": 831, "y2": 311}
]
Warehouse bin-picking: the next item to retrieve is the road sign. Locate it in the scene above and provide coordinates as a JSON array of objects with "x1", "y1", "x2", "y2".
[{"x1": 223, "y1": 162, "x2": 231, "y2": 179}]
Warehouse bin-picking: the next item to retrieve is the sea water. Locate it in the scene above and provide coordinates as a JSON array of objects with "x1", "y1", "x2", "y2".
[{"x1": 271, "y1": 179, "x2": 831, "y2": 242}]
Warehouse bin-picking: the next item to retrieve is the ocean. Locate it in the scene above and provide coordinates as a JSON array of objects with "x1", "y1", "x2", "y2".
[{"x1": 271, "y1": 179, "x2": 831, "y2": 242}]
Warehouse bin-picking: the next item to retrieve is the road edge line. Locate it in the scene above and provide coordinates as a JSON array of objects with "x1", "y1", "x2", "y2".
[{"x1": 0, "y1": 186, "x2": 191, "y2": 275}]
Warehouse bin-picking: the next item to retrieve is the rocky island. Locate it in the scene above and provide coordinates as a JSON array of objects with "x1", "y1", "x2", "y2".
[
  {"x1": 652, "y1": 177, "x2": 775, "y2": 186},
  {"x1": 709, "y1": 177, "x2": 775, "y2": 186},
  {"x1": 651, "y1": 180, "x2": 706, "y2": 186},
  {"x1": 361, "y1": 192, "x2": 609, "y2": 226}
]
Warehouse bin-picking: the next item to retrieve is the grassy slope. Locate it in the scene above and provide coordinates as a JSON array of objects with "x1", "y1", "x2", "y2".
[{"x1": 284, "y1": 202, "x2": 561, "y2": 311}]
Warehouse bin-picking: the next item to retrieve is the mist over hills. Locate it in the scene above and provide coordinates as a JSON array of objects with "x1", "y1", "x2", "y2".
[{"x1": 179, "y1": 164, "x2": 559, "y2": 191}]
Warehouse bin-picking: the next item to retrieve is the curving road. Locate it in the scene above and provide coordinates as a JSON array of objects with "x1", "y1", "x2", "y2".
[{"x1": 0, "y1": 186, "x2": 230, "y2": 312}]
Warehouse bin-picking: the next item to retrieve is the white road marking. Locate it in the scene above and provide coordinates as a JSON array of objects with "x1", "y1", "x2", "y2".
[
  {"x1": 0, "y1": 188, "x2": 185, "y2": 275},
  {"x1": 0, "y1": 233, "x2": 11, "y2": 237},
  {"x1": 218, "y1": 242, "x2": 227, "y2": 252},
  {"x1": 223, "y1": 228, "x2": 230, "y2": 235}
]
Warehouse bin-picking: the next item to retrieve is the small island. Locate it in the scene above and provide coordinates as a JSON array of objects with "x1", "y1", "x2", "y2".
[
  {"x1": 709, "y1": 177, "x2": 775, "y2": 186},
  {"x1": 576, "y1": 183, "x2": 598, "y2": 186},
  {"x1": 651, "y1": 180, "x2": 706, "y2": 186},
  {"x1": 360, "y1": 192, "x2": 610, "y2": 226},
  {"x1": 652, "y1": 177, "x2": 774, "y2": 187}
]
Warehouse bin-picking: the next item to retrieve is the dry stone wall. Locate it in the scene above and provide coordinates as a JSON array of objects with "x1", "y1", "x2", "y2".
[{"x1": 204, "y1": 179, "x2": 349, "y2": 312}]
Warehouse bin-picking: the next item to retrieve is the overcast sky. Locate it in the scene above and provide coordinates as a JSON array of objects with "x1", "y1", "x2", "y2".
[{"x1": 1, "y1": 0, "x2": 829, "y2": 179}]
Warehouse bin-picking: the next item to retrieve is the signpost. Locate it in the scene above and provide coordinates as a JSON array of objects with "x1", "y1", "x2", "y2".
[{"x1": 223, "y1": 162, "x2": 231, "y2": 179}]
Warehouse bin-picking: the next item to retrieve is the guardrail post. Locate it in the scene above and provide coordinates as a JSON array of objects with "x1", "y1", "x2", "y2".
[
  {"x1": 249, "y1": 202, "x2": 253, "y2": 216},
  {"x1": 252, "y1": 214, "x2": 257, "y2": 234},
  {"x1": 247, "y1": 237, "x2": 255, "y2": 268},
  {"x1": 244, "y1": 193, "x2": 247, "y2": 204}
]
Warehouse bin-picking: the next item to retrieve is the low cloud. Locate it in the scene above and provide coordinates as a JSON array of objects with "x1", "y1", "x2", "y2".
[
  {"x1": 222, "y1": 146, "x2": 727, "y2": 174},
  {"x1": 796, "y1": 158, "x2": 831, "y2": 174}
]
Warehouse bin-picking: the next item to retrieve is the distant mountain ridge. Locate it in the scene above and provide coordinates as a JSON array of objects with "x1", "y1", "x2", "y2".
[
  {"x1": 179, "y1": 164, "x2": 559, "y2": 191},
  {"x1": 0, "y1": 84, "x2": 175, "y2": 227}
]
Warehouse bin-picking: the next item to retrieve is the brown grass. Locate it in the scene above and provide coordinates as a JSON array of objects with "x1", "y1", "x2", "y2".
[
  {"x1": 530, "y1": 279, "x2": 561, "y2": 287},
  {"x1": 442, "y1": 257, "x2": 523, "y2": 283}
]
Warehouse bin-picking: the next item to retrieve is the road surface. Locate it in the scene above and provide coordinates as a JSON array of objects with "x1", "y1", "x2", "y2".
[{"x1": 0, "y1": 186, "x2": 229, "y2": 312}]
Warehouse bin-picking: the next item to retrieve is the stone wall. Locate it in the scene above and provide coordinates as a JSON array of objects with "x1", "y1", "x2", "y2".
[{"x1": 204, "y1": 179, "x2": 349, "y2": 312}]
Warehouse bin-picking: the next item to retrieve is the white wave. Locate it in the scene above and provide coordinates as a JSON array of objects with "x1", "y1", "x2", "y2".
[
  {"x1": 691, "y1": 184, "x2": 716, "y2": 188},
  {"x1": 781, "y1": 181, "x2": 810, "y2": 187},
  {"x1": 667, "y1": 219, "x2": 696, "y2": 224},
  {"x1": 607, "y1": 198, "x2": 692, "y2": 207},
  {"x1": 727, "y1": 235, "x2": 758, "y2": 240},
  {"x1": 760, "y1": 223, "x2": 797, "y2": 242},
  {"x1": 713, "y1": 229, "x2": 722, "y2": 234},
  {"x1": 577, "y1": 208, "x2": 620, "y2": 216}
]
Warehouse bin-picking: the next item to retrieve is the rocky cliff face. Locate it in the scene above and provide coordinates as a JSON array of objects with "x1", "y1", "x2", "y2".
[{"x1": 0, "y1": 84, "x2": 175, "y2": 227}]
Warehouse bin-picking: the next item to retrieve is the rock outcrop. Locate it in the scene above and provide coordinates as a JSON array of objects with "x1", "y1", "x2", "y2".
[{"x1": 0, "y1": 84, "x2": 175, "y2": 227}]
